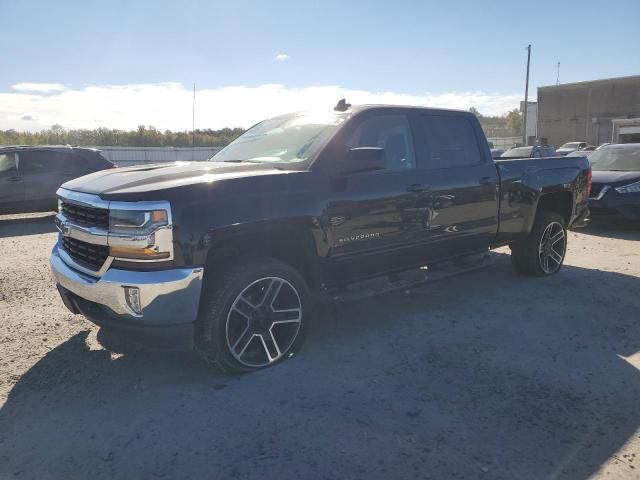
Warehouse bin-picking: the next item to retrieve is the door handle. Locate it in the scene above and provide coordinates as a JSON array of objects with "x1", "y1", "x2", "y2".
[
  {"x1": 7, "y1": 177, "x2": 22, "y2": 182},
  {"x1": 478, "y1": 176, "x2": 494, "y2": 185},
  {"x1": 406, "y1": 184, "x2": 430, "y2": 193}
]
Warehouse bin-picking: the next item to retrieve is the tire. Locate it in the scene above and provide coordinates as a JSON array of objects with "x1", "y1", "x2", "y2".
[
  {"x1": 510, "y1": 211, "x2": 567, "y2": 277},
  {"x1": 195, "y1": 256, "x2": 311, "y2": 373}
]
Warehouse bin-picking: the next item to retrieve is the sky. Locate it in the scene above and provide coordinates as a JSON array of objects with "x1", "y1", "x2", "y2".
[{"x1": 2, "y1": 0, "x2": 639, "y2": 131}]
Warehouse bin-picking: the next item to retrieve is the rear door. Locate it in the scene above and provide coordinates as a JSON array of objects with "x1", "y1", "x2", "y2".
[
  {"x1": 409, "y1": 112, "x2": 499, "y2": 260},
  {"x1": 18, "y1": 150, "x2": 88, "y2": 211}
]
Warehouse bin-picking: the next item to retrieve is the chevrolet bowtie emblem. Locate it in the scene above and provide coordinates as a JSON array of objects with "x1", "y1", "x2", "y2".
[{"x1": 56, "y1": 217, "x2": 72, "y2": 236}]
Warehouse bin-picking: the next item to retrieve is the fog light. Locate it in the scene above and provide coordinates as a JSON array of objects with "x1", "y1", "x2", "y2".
[{"x1": 124, "y1": 286, "x2": 142, "y2": 315}]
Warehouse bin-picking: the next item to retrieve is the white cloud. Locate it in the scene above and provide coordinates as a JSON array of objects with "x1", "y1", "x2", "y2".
[
  {"x1": 275, "y1": 53, "x2": 289, "y2": 61},
  {"x1": 10, "y1": 82, "x2": 65, "y2": 93},
  {"x1": 0, "y1": 82, "x2": 524, "y2": 132}
]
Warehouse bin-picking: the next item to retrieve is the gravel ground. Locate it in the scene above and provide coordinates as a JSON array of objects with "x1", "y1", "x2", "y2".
[{"x1": 1, "y1": 213, "x2": 640, "y2": 480}]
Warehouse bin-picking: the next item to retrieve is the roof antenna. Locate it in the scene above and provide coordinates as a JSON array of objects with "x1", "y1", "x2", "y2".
[{"x1": 334, "y1": 98, "x2": 351, "y2": 112}]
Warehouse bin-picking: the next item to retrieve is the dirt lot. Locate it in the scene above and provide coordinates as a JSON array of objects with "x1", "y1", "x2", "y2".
[{"x1": 1, "y1": 213, "x2": 639, "y2": 480}]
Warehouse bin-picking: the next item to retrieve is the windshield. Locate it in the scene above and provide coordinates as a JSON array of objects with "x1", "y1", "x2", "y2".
[
  {"x1": 211, "y1": 112, "x2": 348, "y2": 164},
  {"x1": 588, "y1": 145, "x2": 640, "y2": 171},
  {"x1": 566, "y1": 150, "x2": 590, "y2": 157},
  {"x1": 560, "y1": 142, "x2": 582, "y2": 149},
  {"x1": 500, "y1": 147, "x2": 532, "y2": 158}
]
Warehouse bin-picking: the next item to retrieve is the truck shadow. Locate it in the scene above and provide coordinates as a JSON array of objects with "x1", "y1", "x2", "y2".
[
  {"x1": 0, "y1": 213, "x2": 56, "y2": 238},
  {"x1": 1, "y1": 253, "x2": 639, "y2": 479},
  {"x1": 576, "y1": 221, "x2": 640, "y2": 240}
]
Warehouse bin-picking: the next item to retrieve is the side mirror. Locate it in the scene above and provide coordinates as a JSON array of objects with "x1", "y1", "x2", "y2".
[{"x1": 341, "y1": 147, "x2": 385, "y2": 174}]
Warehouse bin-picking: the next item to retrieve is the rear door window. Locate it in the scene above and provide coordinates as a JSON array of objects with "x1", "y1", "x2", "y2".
[
  {"x1": 0, "y1": 153, "x2": 17, "y2": 174},
  {"x1": 19, "y1": 151, "x2": 85, "y2": 174},
  {"x1": 70, "y1": 152, "x2": 90, "y2": 171},
  {"x1": 414, "y1": 114, "x2": 483, "y2": 169}
]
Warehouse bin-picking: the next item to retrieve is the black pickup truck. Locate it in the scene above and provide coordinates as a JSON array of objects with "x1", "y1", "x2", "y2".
[{"x1": 50, "y1": 104, "x2": 591, "y2": 373}]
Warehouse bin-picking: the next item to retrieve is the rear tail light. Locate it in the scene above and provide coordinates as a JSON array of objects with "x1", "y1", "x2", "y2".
[{"x1": 587, "y1": 167, "x2": 592, "y2": 197}]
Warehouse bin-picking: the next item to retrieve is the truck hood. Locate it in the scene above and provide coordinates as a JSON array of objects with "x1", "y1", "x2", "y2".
[
  {"x1": 591, "y1": 170, "x2": 640, "y2": 187},
  {"x1": 61, "y1": 161, "x2": 287, "y2": 195}
]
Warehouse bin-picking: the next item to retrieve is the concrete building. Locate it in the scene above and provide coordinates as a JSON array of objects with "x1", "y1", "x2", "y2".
[{"x1": 537, "y1": 75, "x2": 640, "y2": 147}]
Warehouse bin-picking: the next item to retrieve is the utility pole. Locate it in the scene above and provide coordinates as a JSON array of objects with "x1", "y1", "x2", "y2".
[
  {"x1": 522, "y1": 45, "x2": 531, "y2": 147},
  {"x1": 192, "y1": 84, "x2": 196, "y2": 150},
  {"x1": 556, "y1": 62, "x2": 560, "y2": 85}
]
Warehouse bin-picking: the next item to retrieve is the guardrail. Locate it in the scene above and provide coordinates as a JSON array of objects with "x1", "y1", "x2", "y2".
[
  {"x1": 486, "y1": 137, "x2": 523, "y2": 150},
  {"x1": 95, "y1": 146, "x2": 223, "y2": 166}
]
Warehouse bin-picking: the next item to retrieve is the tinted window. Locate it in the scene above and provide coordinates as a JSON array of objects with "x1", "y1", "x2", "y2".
[
  {"x1": 0, "y1": 153, "x2": 17, "y2": 174},
  {"x1": 19, "y1": 151, "x2": 85, "y2": 174},
  {"x1": 70, "y1": 152, "x2": 90, "y2": 170},
  {"x1": 500, "y1": 146, "x2": 533, "y2": 158},
  {"x1": 415, "y1": 115, "x2": 482, "y2": 168},
  {"x1": 345, "y1": 114, "x2": 415, "y2": 170},
  {"x1": 92, "y1": 152, "x2": 111, "y2": 168}
]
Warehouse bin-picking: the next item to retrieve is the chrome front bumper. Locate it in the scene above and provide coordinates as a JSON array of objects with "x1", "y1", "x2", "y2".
[{"x1": 50, "y1": 244, "x2": 204, "y2": 327}]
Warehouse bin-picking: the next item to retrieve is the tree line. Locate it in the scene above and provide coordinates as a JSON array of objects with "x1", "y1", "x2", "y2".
[
  {"x1": 0, "y1": 125, "x2": 245, "y2": 148},
  {"x1": 0, "y1": 109, "x2": 524, "y2": 148},
  {"x1": 470, "y1": 108, "x2": 524, "y2": 138}
]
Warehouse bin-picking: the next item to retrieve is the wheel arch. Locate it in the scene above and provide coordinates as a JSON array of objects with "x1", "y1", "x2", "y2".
[
  {"x1": 202, "y1": 220, "x2": 325, "y2": 292},
  {"x1": 536, "y1": 190, "x2": 574, "y2": 225}
]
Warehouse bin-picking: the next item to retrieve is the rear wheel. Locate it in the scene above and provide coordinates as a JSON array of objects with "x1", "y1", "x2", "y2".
[
  {"x1": 511, "y1": 211, "x2": 567, "y2": 276},
  {"x1": 196, "y1": 256, "x2": 310, "y2": 373}
]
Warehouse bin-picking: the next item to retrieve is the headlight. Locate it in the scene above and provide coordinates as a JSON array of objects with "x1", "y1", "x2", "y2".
[
  {"x1": 109, "y1": 209, "x2": 168, "y2": 234},
  {"x1": 108, "y1": 208, "x2": 172, "y2": 261},
  {"x1": 615, "y1": 181, "x2": 640, "y2": 194}
]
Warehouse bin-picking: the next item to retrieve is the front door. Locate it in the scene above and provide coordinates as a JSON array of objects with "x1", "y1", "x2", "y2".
[
  {"x1": 0, "y1": 152, "x2": 23, "y2": 213},
  {"x1": 324, "y1": 112, "x2": 426, "y2": 283}
]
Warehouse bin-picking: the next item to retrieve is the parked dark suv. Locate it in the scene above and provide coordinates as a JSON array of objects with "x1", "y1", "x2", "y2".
[{"x1": 0, "y1": 146, "x2": 114, "y2": 214}]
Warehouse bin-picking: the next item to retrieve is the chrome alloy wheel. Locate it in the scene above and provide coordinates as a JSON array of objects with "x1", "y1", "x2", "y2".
[
  {"x1": 538, "y1": 221, "x2": 566, "y2": 274},
  {"x1": 225, "y1": 277, "x2": 303, "y2": 368}
]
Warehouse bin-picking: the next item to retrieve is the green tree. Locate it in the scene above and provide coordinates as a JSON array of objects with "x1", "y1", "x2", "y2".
[
  {"x1": 469, "y1": 107, "x2": 483, "y2": 118},
  {"x1": 0, "y1": 126, "x2": 246, "y2": 148},
  {"x1": 505, "y1": 109, "x2": 523, "y2": 135}
]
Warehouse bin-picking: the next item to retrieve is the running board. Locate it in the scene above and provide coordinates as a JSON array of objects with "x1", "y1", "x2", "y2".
[{"x1": 330, "y1": 253, "x2": 492, "y2": 303}]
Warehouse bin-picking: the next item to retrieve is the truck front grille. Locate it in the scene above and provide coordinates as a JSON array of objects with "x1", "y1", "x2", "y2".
[
  {"x1": 62, "y1": 237, "x2": 109, "y2": 271},
  {"x1": 61, "y1": 201, "x2": 109, "y2": 229}
]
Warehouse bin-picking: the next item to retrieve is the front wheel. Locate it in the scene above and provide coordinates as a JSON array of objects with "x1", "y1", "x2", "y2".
[
  {"x1": 196, "y1": 256, "x2": 310, "y2": 373},
  {"x1": 511, "y1": 212, "x2": 567, "y2": 276}
]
